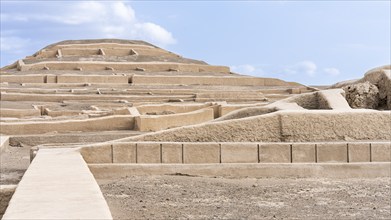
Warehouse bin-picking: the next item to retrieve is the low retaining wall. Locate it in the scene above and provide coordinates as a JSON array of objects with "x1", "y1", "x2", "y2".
[
  {"x1": 132, "y1": 75, "x2": 295, "y2": 86},
  {"x1": 17, "y1": 61, "x2": 230, "y2": 73},
  {"x1": 0, "y1": 74, "x2": 297, "y2": 87},
  {"x1": 279, "y1": 110, "x2": 391, "y2": 142},
  {"x1": 90, "y1": 163, "x2": 391, "y2": 179},
  {"x1": 0, "y1": 115, "x2": 135, "y2": 135},
  {"x1": 45, "y1": 47, "x2": 170, "y2": 58},
  {"x1": 1, "y1": 92, "x2": 195, "y2": 102},
  {"x1": 61, "y1": 48, "x2": 101, "y2": 56},
  {"x1": 0, "y1": 108, "x2": 41, "y2": 118},
  {"x1": 10, "y1": 131, "x2": 144, "y2": 147},
  {"x1": 0, "y1": 75, "x2": 45, "y2": 83},
  {"x1": 131, "y1": 110, "x2": 391, "y2": 142},
  {"x1": 135, "y1": 108, "x2": 214, "y2": 131},
  {"x1": 219, "y1": 104, "x2": 267, "y2": 117},
  {"x1": 137, "y1": 103, "x2": 210, "y2": 115},
  {"x1": 0, "y1": 74, "x2": 129, "y2": 84},
  {"x1": 195, "y1": 93, "x2": 267, "y2": 102},
  {"x1": 44, "y1": 108, "x2": 81, "y2": 117},
  {"x1": 195, "y1": 91, "x2": 265, "y2": 101},
  {"x1": 57, "y1": 75, "x2": 129, "y2": 84},
  {"x1": 48, "y1": 42, "x2": 154, "y2": 52},
  {"x1": 80, "y1": 141, "x2": 391, "y2": 164}
]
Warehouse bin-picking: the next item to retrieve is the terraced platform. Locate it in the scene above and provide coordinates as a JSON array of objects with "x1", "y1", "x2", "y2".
[
  {"x1": 0, "y1": 40, "x2": 313, "y2": 145},
  {"x1": 0, "y1": 39, "x2": 389, "y2": 219}
]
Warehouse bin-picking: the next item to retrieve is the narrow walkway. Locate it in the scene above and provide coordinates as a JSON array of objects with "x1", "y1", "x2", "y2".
[
  {"x1": 3, "y1": 148, "x2": 112, "y2": 220},
  {"x1": 0, "y1": 135, "x2": 9, "y2": 152}
]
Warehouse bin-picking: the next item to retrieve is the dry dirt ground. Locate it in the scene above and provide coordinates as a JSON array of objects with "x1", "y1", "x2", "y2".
[
  {"x1": 99, "y1": 175, "x2": 391, "y2": 220},
  {"x1": 0, "y1": 146, "x2": 30, "y2": 185}
]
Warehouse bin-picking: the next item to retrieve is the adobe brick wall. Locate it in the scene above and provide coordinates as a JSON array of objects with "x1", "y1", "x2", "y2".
[
  {"x1": 79, "y1": 141, "x2": 390, "y2": 165},
  {"x1": 135, "y1": 108, "x2": 214, "y2": 132},
  {"x1": 129, "y1": 110, "x2": 391, "y2": 142},
  {"x1": 1, "y1": 115, "x2": 135, "y2": 135}
]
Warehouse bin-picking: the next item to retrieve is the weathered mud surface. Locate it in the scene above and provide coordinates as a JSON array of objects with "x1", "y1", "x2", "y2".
[
  {"x1": 99, "y1": 175, "x2": 390, "y2": 220},
  {"x1": 343, "y1": 82, "x2": 379, "y2": 109}
]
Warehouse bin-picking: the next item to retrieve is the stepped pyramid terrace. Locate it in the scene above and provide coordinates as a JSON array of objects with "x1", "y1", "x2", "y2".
[{"x1": 0, "y1": 39, "x2": 390, "y2": 219}]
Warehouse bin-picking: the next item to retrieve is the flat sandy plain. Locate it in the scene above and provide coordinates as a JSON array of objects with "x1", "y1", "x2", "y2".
[{"x1": 99, "y1": 175, "x2": 390, "y2": 219}]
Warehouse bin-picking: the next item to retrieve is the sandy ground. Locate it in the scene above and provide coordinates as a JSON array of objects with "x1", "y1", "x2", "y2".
[
  {"x1": 99, "y1": 175, "x2": 391, "y2": 220},
  {"x1": 0, "y1": 146, "x2": 30, "y2": 185}
]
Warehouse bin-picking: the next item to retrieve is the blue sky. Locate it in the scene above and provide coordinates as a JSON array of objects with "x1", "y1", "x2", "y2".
[{"x1": 1, "y1": 1, "x2": 390, "y2": 85}]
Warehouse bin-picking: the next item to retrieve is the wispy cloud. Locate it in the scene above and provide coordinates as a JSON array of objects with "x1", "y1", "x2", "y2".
[
  {"x1": 323, "y1": 67, "x2": 340, "y2": 76},
  {"x1": 284, "y1": 60, "x2": 317, "y2": 77},
  {"x1": 231, "y1": 64, "x2": 265, "y2": 75},
  {"x1": 0, "y1": 35, "x2": 32, "y2": 66},
  {"x1": 1, "y1": 1, "x2": 176, "y2": 47},
  {"x1": 0, "y1": 36, "x2": 30, "y2": 52},
  {"x1": 231, "y1": 61, "x2": 342, "y2": 80}
]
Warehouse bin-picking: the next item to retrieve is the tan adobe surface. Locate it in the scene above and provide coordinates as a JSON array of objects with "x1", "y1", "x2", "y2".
[{"x1": 0, "y1": 39, "x2": 390, "y2": 219}]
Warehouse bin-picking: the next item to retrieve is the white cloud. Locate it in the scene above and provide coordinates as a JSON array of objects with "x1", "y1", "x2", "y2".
[
  {"x1": 284, "y1": 60, "x2": 317, "y2": 77},
  {"x1": 0, "y1": 1, "x2": 176, "y2": 47},
  {"x1": 111, "y1": 1, "x2": 136, "y2": 22},
  {"x1": 323, "y1": 67, "x2": 340, "y2": 76},
  {"x1": 0, "y1": 35, "x2": 32, "y2": 66},
  {"x1": 231, "y1": 64, "x2": 264, "y2": 75},
  {"x1": 0, "y1": 36, "x2": 30, "y2": 53},
  {"x1": 135, "y1": 22, "x2": 176, "y2": 46},
  {"x1": 1, "y1": 13, "x2": 28, "y2": 22}
]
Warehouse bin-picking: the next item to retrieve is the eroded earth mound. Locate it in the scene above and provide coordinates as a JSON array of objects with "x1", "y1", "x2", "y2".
[
  {"x1": 343, "y1": 82, "x2": 379, "y2": 109},
  {"x1": 334, "y1": 65, "x2": 391, "y2": 110}
]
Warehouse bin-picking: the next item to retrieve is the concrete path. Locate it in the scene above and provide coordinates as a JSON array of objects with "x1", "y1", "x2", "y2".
[
  {"x1": 2, "y1": 148, "x2": 112, "y2": 220},
  {"x1": 0, "y1": 135, "x2": 9, "y2": 152}
]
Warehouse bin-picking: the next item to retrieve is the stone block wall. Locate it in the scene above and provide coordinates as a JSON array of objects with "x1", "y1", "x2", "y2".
[{"x1": 79, "y1": 141, "x2": 391, "y2": 164}]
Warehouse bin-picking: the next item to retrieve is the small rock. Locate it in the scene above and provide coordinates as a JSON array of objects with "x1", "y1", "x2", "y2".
[{"x1": 135, "y1": 67, "x2": 145, "y2": 71}]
